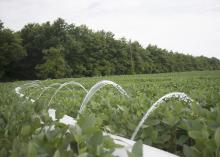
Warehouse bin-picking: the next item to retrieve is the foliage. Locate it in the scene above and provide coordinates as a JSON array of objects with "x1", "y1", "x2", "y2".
[
  {"x1": 1, "y1": 70, "x2": 220, "y2": 156},
  {"x1": 35, "y1": 47, "x2": 71, "y2": 79},
  {"x1": 0, "y1": 83, "x2": 118, "y2": 156},
  {"x1": 0, "y1": 22, "x2": 26, "y2": 80},
  {"x1": 1, "y1": 19, "x2": 220, "y2": 81},
  {"x1": 128, "y1": 141, "x2": 143, "y2": 157},
  {"x1": 9, "y1": 114, "x2": 118, "y2": 157}
]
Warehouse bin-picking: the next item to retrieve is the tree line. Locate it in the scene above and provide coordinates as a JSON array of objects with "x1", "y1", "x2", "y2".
[{"x1": 1, "y1": 18, "x2": 220, "y2": 81}]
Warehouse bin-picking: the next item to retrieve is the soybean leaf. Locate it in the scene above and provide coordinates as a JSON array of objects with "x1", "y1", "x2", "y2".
[
  {"x1": 128, "y1": 140, "x2": 143, "y2": 157},
  {"x1": 215, "y1": 127, "x2": 220, "y2": 148}
]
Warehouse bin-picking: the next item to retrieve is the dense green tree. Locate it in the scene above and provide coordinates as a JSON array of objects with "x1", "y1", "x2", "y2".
[
  {"x1": 10, "y1": 18, "x2": 69, "y2": 79},
  {"x1": 208, "y1": 57, "x2": 220, "y2": 70},
  {"x1": 0, "y1": 18, "x2": 220, "y2": 81},
  {"x1": 0, "y1": 21, "x2": 26, "y2": 80},
  {"x1": 35, "y1": 47, "x2": 70, "y2": 79}
]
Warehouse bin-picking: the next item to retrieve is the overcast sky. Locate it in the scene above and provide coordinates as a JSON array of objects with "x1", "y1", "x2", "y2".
[{"x1": 0, "y1": 0, "x2": 220, "y2": 58}]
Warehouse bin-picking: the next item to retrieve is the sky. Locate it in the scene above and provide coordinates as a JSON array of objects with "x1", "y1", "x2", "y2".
[{"x1": 0, "y1": 0, "x2": 220, "y2": 59}]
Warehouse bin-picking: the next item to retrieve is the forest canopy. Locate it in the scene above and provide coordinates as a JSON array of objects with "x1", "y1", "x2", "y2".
[{"x1": 0, "y1": 18, "x2": 220, "y2": 81}]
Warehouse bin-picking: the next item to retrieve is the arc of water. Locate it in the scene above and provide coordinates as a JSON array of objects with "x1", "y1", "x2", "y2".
[
  {"x1": 16, "y1": 81, "x2": 85, "y2": 104},
  {"x1": 22, "y1": 87, "x2": 43, "y2": 103},
  {"x1": 15, "y1": 83, "x2": 40, "y2": 97},
  {"x1": 36, "y1": 83, "x2": 75, "y2": 100},
  {"x1": 35, "y1": 83, "x2": 62, "y2": 101},
  {"x1": 77, "y1": 80, "x2": 129, "y2": 118},
  {"x1": 130, "y1": 92, "x2": 193, "y2": 140},
  {"x1": 18, "y1": 80, "x2": 43, "y2": 91},
  {"x1": 34, "y1": 83, "x2": 74, "y2": 101},
  {"x1": 15, "y1": 82, "x2": 43, "y2": 102},
  {"x1": 20, "y1": 80, "x2": 41, "y2": 87},
  {"x1": 21, "y1": 83, "x2": 41, "y2": 94},
  {"x1": 21, "y1": 84, "x2": 42, "y2": 101},
  {"x1": 47, "y1": 81, "x2": 88, "y2": 107}
]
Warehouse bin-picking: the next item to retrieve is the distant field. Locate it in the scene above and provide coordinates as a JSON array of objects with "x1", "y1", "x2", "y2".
[{"x1": 1, "y1": 70, "x2": 220, "y2": 156}]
